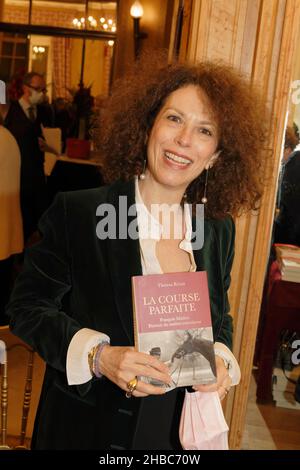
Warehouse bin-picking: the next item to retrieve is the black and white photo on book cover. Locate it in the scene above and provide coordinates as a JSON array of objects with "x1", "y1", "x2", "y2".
[{"x1": 140, "y1": 327, "x2": 217, "y2": 388}]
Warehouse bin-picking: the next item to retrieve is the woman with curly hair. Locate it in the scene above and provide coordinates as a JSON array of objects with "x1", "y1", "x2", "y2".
[
  {"x1": 7, "y1": 58, "x2": 265, "y2": 450},
  {"x1": 101, "y1": 59, "x2": 264, "y2": 218}
]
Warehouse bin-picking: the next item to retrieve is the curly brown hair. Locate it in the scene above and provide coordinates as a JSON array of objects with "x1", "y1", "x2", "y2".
[{"x1": 99, "y1": 55, "x2": 266, "y2": 218}]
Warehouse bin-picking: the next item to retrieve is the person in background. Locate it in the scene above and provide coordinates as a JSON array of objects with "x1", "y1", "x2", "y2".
[
  {"x1": 282, "y1": 125, "x2": 299, "y2": 163},
  {"x1": 275, "y1": 125, "x2": 299, "y2": 212},
  {"x1": 274, "y1": 125, "x2": 300, "y2": 245},
  {"x1": 0, "y1": 116, "x2": 23, "y2": 325},
  {"x1": 7, "y1": 57, "x2": 265, "y2": 449},
  {"x1": 4, "y1": 72, "x2": 53, "y2": 243}
]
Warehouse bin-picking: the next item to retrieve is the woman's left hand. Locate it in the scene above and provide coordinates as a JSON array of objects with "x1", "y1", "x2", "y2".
[{"x1": 192, "y1": 355, "x2": 232, "y2": 400}]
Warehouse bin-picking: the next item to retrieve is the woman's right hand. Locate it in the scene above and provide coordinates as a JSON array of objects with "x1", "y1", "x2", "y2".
[{"x1": 98, "y1": 345, "x2": 172, "y2": 397}]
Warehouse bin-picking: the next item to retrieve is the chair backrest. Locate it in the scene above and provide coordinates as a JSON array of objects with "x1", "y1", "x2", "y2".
[{"x1": 0, "y1": 338, "x2": 35, "y2": 450}]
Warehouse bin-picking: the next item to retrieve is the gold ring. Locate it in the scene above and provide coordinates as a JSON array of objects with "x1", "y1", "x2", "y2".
[
  {"x1": 127, "y1": 377, "x2": 138, "y2": 391},
  {"x1": 125, "y1": 377, "x2": 138, "y2": 398}
]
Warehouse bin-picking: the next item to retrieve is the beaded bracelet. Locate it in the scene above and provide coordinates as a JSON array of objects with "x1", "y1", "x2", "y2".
[{"x1": 92, "y1": 341, "x2": 109, "y2": 378}]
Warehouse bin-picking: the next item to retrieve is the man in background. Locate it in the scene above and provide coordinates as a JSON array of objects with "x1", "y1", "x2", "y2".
[
  {"x1": 5, "y1": 72, "x2": 53, "y2": 243},
  {"x1": 274, "y1": 125, "x2": 300, "y2": 246}
]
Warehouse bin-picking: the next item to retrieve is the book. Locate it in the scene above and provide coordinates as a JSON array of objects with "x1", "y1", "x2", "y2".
[
  {"x1": 281, "y1": 258, "x2": 300, "y2": 272},
  {"x1": 275, "y1": 243, "x2": 300, "y2": 262},
  {"x1": 274, "y1": 244, "x2": 300, "y2": 282},
  {"x1": 131, "y1": 271, "x2": 217, "y2": 388},
  {"x1": 281, "y1": 272, "x2": 300, "y2": 283}
]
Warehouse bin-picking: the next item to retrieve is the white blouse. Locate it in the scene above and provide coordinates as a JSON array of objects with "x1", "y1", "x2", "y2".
[
  {"x1": 67, "y1": 178, "x2": 240, "y2": 386},
  {"x1": 135, "y1": 176, "x2": 196, "y2": 275}
]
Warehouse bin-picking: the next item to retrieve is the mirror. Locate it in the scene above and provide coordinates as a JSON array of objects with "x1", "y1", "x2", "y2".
[
  {"x1": 1, "y1": 1, "x2": 117, "y2": 30},
  {"x1": 0, "y1": 32, "x2": 27, "y2": 83},
  {"x1": 0, "y1": 1, "x2": 117, "y2": 98},
  {"x1": 28, "y1": 35, "x2": 114, "y2": 101}
]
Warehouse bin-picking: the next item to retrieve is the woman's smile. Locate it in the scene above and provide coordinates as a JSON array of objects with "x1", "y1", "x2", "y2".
[{"x1": 164, "y1": 150, "x2": 193, "y2": 167}]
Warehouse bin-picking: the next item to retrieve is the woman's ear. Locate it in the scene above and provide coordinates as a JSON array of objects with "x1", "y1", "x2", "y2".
[{"x1": 205, "y1": 150, "x2": 222, "y2": 170}]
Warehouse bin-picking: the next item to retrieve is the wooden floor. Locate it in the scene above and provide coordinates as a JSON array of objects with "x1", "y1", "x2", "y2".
[
  {"x1": 243, "y1": 370, "x2": 300, "y2": 450},
  {"x1": 1, "y1": 327, "x2": 300, "y2": 450}
]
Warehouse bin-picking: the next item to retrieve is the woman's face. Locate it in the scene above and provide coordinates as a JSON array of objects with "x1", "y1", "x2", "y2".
[{"x1": 146, "y1": 85, "x2": 219, "y2": 192}]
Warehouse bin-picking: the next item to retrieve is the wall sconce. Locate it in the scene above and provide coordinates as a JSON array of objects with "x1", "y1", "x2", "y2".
[{"x1": 130, "y1": 1, "x2": 147, "y2": 60}]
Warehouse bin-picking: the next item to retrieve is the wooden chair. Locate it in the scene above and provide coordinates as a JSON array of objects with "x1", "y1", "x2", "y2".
[{"x1": 0, "y1": 336, "x2": 35, "y2": 450}]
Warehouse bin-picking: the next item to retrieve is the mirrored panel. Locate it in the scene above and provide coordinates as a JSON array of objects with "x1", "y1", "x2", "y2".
[
  {"x1": 32, "y1": 1, "x2": 117, "y2": 30},
  {"x1": 27, "y1": 34, "x2": 114, "y2": 101},
  {"x1": 0, "y1": 32, "x2": 28, "y2": 82},
  {"x1": 2, "y1": 0, "x2": 30, "y2": 24},
  {"x1": 1, "y1": 1, "x2": 117, "y2": 31},
  {"x1": 71, "y1": 1, "x2": 117, "y2": 33}
]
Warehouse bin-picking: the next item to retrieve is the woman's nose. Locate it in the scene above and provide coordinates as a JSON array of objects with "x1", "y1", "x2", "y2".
[{"x1": 175, "y1": 126, "x2": 192, "y2": 147}]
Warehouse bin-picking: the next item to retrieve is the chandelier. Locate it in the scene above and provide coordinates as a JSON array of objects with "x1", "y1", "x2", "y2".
[
  {"x1": 72, "y1": 15, "x2": 116, "y2": 46},
  {"x1": 72, "y1": 15, "x2": 116, "y2": 33}
]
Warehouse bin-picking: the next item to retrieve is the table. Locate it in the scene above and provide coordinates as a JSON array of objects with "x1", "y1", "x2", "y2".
[
  {"x1": 56, "y1": 155, "x2": 102, "y2": 167},
  {"x1": 256, "y1": 261, "x2": 300, "y2": 403},
  {"x1": 46, "y1": 153, "x2": 104, "y2": 200},
  {"x1": 45, "y1": 152, "x2": 102, "y2": 176}
]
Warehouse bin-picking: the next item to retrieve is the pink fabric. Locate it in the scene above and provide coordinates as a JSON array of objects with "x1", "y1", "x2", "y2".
[{"x1": 179, "y1": 390, "x2": 229, "y2": 450}]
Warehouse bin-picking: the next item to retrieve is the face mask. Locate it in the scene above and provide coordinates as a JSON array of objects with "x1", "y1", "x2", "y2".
[{"x1": 29, "y1": 89, "x2": 44, "y2": 105}]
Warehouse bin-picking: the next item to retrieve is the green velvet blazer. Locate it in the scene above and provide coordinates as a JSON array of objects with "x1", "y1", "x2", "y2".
[{"x1": 8, "y1": 178, "x2": 235, "y2": 450}]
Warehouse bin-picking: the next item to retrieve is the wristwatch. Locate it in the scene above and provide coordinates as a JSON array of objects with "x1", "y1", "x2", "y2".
[{"x1": 88, "y1": 345, "x2": 98, "y2": 376}]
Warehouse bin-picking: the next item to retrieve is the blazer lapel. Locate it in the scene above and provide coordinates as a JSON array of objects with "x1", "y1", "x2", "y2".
[{"x1": 105, "y1": 179, "x2": 142, "y2": 344}]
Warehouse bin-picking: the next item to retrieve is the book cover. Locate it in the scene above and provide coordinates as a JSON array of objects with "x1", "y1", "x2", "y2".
[{"x1": 131, "y1": 271, "x2": 217, "y2": 388}]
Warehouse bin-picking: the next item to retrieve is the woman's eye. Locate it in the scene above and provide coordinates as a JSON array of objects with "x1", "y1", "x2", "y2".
[
  {"x1": 167, "y1": 114, "x2": 181, "y2": 123},
  {"x1": 198, "y1": 127, "x2": 213, "y2": 136}
]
